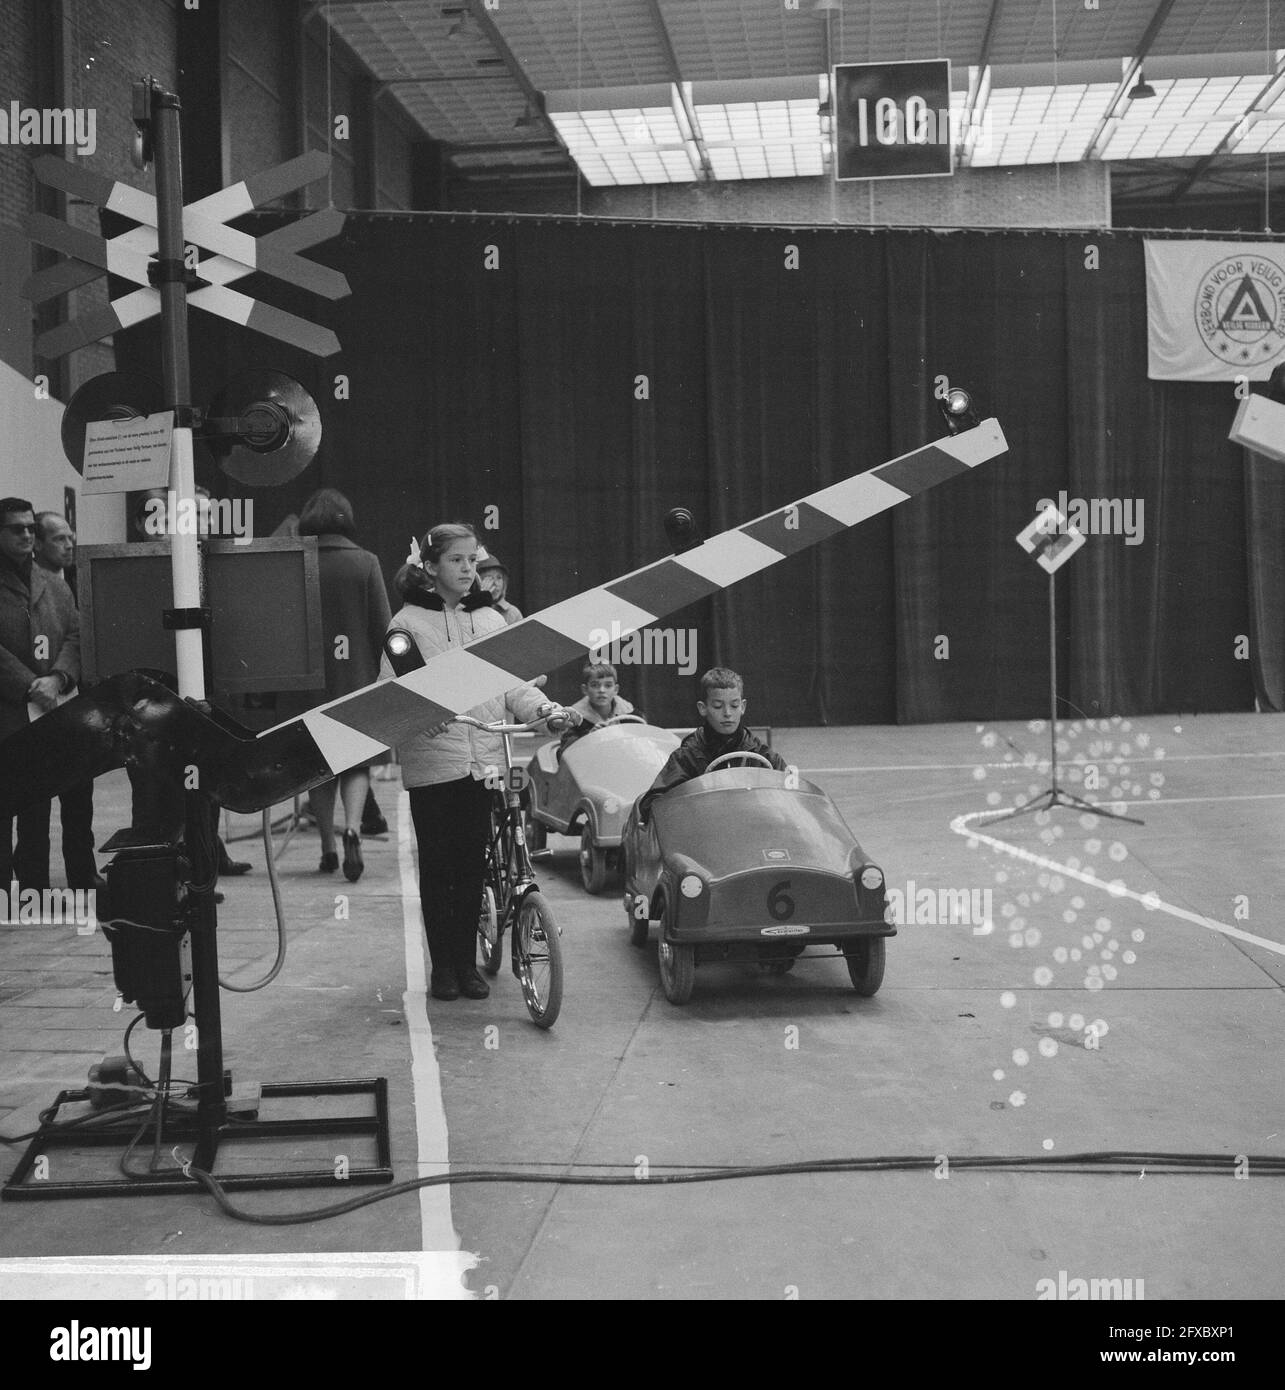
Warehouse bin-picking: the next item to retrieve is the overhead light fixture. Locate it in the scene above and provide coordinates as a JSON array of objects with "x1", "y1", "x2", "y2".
[
  {"x1": 937, "y1": 386, "x2": 980, "y2": 434},
  {"x1": 1127, "y1": 69, "x2": 1157, "y2": 100},
  {"x1": 812, "y1": 0, "x2": 843, "y2": 11}
]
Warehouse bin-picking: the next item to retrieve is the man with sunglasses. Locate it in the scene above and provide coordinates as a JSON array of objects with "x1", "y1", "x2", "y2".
[{"x1": 0, "y1": 497, "x2": 83, "y2": 891}]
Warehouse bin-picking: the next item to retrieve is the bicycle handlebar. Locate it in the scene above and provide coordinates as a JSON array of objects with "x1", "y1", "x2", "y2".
[{"x1": 451, "y1": 707, "x2": 579, "y2": 735}]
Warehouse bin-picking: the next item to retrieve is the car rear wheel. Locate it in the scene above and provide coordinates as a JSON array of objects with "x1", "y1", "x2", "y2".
[
  {"x1": 579, "y1": 824, "x2": 609, "y2": 894},
  {"x1": 626, "y1": 893, "x2": 649, "y2": 947},
  {"x1": 844, "y1": 937, "x2": 886, "y2": 996},
  {"x1": 762, "y1": 958, "x2": 795, "y2": 975},
  {"x1": 656, "y1": 899, "x2": 695, "y2": 1005}
]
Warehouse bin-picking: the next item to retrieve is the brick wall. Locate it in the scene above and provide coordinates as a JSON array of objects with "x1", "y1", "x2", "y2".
[
  {"x1": 0, "y1": 0, "x2": 178, "y2": 388},
  {"x1": 61, "y1": 0, "x2": 179, "y2": 390},
  {"x1": 0, "y1": 0, "x2": 40, "y2": 243},
  {"x1": 225, "y1": 0, "x2": 298, "y2": 189},
  {"x1": 375, "y1": 102, "x2": 414, "y2": 211},
  {"x1": 449, "y1": 160, "x2": 1111, "y2": 230}
]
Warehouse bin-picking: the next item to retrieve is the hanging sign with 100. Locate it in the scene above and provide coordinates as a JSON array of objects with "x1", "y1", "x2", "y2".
[{"x1": 833, "y1": 59, "x2": 955, "y2": 180}]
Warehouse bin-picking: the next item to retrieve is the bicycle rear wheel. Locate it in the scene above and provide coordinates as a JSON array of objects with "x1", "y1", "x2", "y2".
[{"x1": 513, "y1": 891, "x2": 563, "y2": 1028}]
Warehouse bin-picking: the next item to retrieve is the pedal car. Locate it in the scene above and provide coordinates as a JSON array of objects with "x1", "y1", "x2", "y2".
[
  {"x1": 621, "y1": 753, "x2": 894, "y2": 1004},
  {"x1": 526, "y1": 716, "x2": 681, "y2": 893}
]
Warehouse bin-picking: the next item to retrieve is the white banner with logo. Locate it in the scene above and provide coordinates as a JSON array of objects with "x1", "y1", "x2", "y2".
[{"x1": 1145, "y1": 240, "x2": 1285, "y2": 381}]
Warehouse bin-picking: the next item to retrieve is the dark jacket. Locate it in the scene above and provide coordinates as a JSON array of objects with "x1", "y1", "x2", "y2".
[
  {"x1": 279, "y1": 535, "x2": 391, "y2": 716},
  {"x1": 637, "y1": 720, "x2": 787, "y2": 823},
  {"x1": 0, "y1": 559, "x2": 80, "y2": 740}
]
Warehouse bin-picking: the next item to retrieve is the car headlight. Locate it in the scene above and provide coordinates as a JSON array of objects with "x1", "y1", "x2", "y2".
[
  {"x1": 679, "y1": 874, "x2": 704, "y2": 899},
  {"x1": 860, "y1": 866, "x2": 884, "y2": 891}
]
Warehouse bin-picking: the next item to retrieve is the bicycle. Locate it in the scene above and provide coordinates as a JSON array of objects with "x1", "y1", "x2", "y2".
[{"x1": 453, "y1": 714, "x2": 565, "y2": 1029}]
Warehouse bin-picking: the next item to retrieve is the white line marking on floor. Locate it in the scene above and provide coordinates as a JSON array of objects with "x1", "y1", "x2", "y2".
[
  {"x1": 399, "y1": 790, "x2": 458, "y2": 1251},
  {"x1": 951, "y1": 808, "x2": 1285, "y2": 960},
  {"x1": 802, "y1": 751, "x2": 1285, "y2": 774}
]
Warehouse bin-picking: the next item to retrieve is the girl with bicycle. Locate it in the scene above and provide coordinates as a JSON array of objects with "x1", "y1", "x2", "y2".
[{"x1": 382, "y1": 522, "x2": 574, "y2": 1002}]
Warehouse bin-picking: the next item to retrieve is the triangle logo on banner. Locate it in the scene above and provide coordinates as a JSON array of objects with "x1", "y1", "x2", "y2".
[{"x1": 1218, "y1": 276, "x2": 1273, "y2": 333}]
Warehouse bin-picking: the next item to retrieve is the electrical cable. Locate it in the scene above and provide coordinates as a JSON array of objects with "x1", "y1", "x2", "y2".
[
  {"x1": 122, "y1": 1012, "x2": 153, "y2": 1087},
  {"x1": 171, "y1": 1149, "x2": 1285, "y2": 1227},
  {"x1": 0, "y1": 1098, "x2": 156, "y2": 1145},
  {"x1": 218, "y1": 808, "x2": 287, "y2": 992}
]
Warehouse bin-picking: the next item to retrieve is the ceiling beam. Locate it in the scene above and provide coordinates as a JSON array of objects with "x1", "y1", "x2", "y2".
[
  {"x1": 956, "y1": 0, "x2": 1002, "y2": 166},
  {"x1": 1168, "y1": 51, "x2": 1285, "y2": 202},
  {"x1": 464, "y1": 0, "x2": 553, "y2": 137},
  {"x1": 644, "y1": 0, "x2": 714, "y2": 181},
  {"x1": 1084, "y1": 0, "x2": 1180, "y2": 159}
]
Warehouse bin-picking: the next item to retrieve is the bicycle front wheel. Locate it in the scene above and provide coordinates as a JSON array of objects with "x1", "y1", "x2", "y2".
[
  {"x1": 478, "y1": 884, "x2": 503, "y2": 976},
  {"x1": 513, "y1": 891, "x2": 563, "y2": 1029}
]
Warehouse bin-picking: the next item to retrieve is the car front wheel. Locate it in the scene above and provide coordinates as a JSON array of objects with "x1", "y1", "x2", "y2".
[
  {"x1": 579, "y1": 824, "x2": 609, "y2": 894},
  {"x1": 656, "y1": 898, "x2": 695, "y2": 1004},
  {"x1": 843, "y1": 937, "x2": 886, "y2": 996}
]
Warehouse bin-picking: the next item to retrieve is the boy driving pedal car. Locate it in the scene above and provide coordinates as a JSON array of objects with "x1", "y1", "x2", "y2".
[
  {"x1": 636, "y1": 666, "x2": 786, "y2": 824},
  {"x1": 559, "y1": 660, "x2": 643, "y2": 754}
]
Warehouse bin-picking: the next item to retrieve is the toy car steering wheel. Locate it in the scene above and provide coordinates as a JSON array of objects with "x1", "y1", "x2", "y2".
[
  {"x1": 705, "y1": 751, "x2": 774, "y2": 771},
  {"x1": 601, "y1": 714, "x2": 648, "y2": 726}
]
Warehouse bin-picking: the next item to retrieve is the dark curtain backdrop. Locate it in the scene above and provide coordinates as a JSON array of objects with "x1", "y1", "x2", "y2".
[{"x1": 116, "y1": 216, "x2": 1260, "y2": 727}]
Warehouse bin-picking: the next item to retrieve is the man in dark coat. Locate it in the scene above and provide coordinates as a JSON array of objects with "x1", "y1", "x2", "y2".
[
  {"x1": 637, "y1": 666, "x2": 787, "y2": 825},
  {"x1": 30, "y1": 511, "x2": 100, "y2": 889},
  {"x1": 0, "y1": 498, "x2": 88, "y2": 889}
]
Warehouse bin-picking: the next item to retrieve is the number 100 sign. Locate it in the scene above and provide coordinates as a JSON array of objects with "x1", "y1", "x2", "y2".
[{"x1": 833, "y1": 59, "x2": 955, "y2": 181}]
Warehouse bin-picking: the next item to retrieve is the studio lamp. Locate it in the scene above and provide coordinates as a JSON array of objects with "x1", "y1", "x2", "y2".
[
  {"x1": 937, "y1": 386, "x2": 980, "y2": 434},
  {"x1": 664, "y1": 507, "x2": 701, "y2": 555}
]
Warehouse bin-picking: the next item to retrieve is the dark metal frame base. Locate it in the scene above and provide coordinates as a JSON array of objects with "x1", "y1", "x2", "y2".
[{"x1": 2, "y1": 1077, "x2": 393, "y2": 1200}]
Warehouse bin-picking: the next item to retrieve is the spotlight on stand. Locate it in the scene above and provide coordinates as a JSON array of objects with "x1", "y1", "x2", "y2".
[
  {"x1": 202, "y1": 371, "x2": 322, "y2": 487},
  {"x1": 937, "y1": 386, "x2": 980, "y2": 435},
  {"x1": 383, "y1": 628, "x2": 425, "y2": 677},
  {"x1": 664, "y1": 507, "x2": 702, "y2": 555},
  {"x1": 60, "y1": 370, "x2": 162, "y2": 471}
]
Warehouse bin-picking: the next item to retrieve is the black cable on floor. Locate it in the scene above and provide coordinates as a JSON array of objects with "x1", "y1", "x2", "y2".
[{"x1": 176, "y1": 1149, "x2": 1285, "y2": 1227}]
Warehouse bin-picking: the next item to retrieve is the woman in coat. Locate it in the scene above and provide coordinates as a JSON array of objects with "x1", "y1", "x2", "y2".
[{"x1": 295, "y1": 489, "x2": 391, "y2": 881}]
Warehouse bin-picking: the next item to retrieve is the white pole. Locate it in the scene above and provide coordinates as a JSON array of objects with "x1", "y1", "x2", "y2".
[{"x1": 168, "y1": 424, "x2": 205, "y2": 700}]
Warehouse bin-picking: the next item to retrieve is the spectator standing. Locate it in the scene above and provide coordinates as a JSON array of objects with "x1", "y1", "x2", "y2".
[
  {"x1": 292, "y1": 489, "x2": 392, "y2": 881},
  {"x1": 476, "y1": 549, "x2": 524, "y2": 625},
  {"x1": 0, "y1": 498, "x2": 87, "y2": 890},
  {"x1": 28, "y1": 511, "x2": 101, "y2": 890}
]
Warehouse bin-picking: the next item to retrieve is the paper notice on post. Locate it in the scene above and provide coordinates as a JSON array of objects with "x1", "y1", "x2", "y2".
[{"x1": 82, "y1": 411, "x2": 173, "y2": 495}]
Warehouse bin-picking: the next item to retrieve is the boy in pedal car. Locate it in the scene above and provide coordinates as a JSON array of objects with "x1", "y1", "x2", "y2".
[
  {"x1": 637, "y1": 666, "x2": 785, "y2": 824},
  {"x1": 559, "y1": 660, "x2": 643, "y2": 755}
]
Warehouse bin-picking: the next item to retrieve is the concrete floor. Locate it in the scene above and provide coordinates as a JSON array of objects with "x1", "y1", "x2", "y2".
[{"x1": 2, "y1": 713, "x2": 1283, "y2": 1300}]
